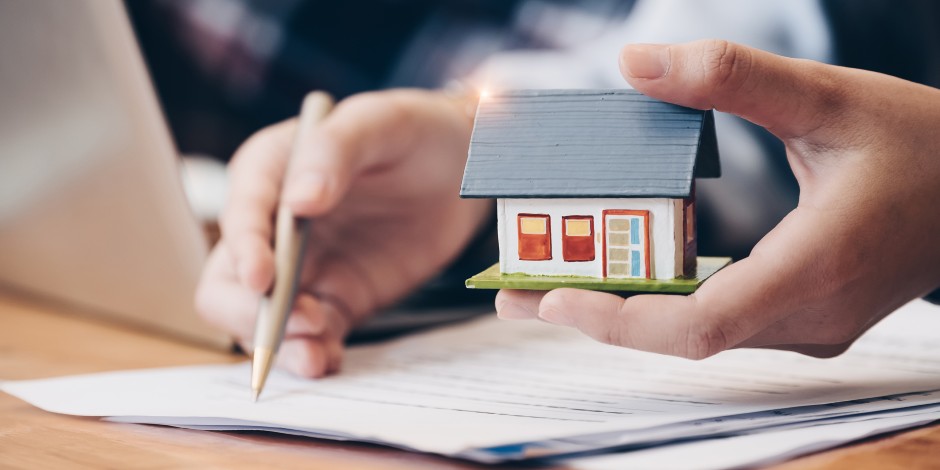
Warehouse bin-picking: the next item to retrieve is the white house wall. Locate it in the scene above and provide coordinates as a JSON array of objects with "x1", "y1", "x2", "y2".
[
  {"x1": 498, "y1": 198, "x2": 678, "y2": 280},
  {"x1": 673, "y1": 198, "x2": 685, "y2": 277}
]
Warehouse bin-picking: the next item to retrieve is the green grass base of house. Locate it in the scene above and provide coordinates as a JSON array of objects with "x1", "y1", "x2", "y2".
[{"x1": 465, "y1": 256, "x2": 732, "y2": 294}]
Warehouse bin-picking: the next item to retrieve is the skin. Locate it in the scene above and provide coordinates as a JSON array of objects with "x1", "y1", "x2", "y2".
[
  {"x1": 196, "y1": 90, "x2": 490, "y2": 377},
  {"x1": 197, "y1": 39, "x2": 940, "y2": 377},
  {"x1": 497, "y1": 40, "x2": 940, "y2": 359}
]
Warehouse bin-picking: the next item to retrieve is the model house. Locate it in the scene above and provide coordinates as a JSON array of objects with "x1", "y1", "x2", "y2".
[{"x1": 461, "y1": 89, "x2": 726, "y2": 292}]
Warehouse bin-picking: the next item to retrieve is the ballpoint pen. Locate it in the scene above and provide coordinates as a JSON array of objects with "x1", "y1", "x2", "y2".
[{"x1": 251, "y1": 91, "x2": 334, "y2": 402}]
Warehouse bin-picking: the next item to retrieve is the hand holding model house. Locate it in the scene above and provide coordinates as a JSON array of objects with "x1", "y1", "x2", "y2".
[{"x1": 495, "y1": 40, "x2": 940, "y2": 360}]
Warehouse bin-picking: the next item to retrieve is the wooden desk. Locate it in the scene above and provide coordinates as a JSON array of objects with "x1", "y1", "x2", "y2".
[{"x1": 2, "y1": 292, "x2": 940, "y2": 469}]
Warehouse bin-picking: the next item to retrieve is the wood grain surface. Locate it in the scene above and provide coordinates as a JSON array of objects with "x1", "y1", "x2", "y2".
[{"x1": 1, "y1": 290, "x2": 939, "y2": 469}]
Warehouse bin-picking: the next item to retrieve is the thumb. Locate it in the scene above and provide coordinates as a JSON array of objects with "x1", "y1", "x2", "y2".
[
  {"x1": 281, "y1": 90, "x2": 461, "y2": 217},
  {"x1": 619, "y1": 40, "x2": 846, "y2": 140},
  {"x1": 281, "y1": 92, "x2": 398, "y2": 217},
  {"x1": 280, "y1": 102, "x2": 358, "y2": 217}
]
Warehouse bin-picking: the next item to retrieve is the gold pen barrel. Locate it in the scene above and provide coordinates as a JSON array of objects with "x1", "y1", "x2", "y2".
[{"x1": 250, "y1": 91, "x2": 335, "y2": 401}]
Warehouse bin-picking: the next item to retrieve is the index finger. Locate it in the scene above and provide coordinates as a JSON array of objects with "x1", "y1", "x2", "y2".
[{"x1": 221, "y1": 119, "x2": 295, "y2": 292}]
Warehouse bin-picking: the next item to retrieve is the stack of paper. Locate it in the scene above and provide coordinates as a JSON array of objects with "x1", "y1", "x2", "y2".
[{"x1": 4, "y1": 300, "x2": 940, "y2": 468}]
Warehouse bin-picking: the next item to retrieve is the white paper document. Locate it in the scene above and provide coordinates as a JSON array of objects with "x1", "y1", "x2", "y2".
[
  {"x1": 3, "y1": 300, "x2": 940, "y2": 464},
  {"x1": 567, "y1": 404, "x2": 940, "y2": 470}
]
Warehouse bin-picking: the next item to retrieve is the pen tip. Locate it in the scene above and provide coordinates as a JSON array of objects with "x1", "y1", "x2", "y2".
[
  {"x1": 251, "y1": 348, "x2": 274, "y2": 404},
  {"x1": 252, "y1": 389, "x2": 260, "y2": 403}
]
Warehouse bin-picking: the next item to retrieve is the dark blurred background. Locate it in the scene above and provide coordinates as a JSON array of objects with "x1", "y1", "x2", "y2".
[
  {"x1": 127, "y1": 0, "x2": 940, "y2": 265},
  {"x1": 127, "y1": 0, "x2": 635, "y2": 162}
]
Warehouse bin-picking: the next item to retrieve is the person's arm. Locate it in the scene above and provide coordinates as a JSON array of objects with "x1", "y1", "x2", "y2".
[{"x1": 497, "y1": 40, "x2": 940, "y2": 358}]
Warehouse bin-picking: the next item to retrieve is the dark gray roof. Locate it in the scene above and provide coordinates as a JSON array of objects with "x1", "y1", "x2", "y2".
[{"x1": 459, "y1": 89, "x2": 720, "y2": 198}]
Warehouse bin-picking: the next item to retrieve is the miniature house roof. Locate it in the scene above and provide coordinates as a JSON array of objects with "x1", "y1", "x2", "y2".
[{"x1": 460, "y1": 89, "x2": 720, "y2": 199}]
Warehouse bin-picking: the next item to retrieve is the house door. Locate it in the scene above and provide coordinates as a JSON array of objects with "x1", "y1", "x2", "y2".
[{"x1": 603, "y1": 210, "x2": 650, "y2": 279}]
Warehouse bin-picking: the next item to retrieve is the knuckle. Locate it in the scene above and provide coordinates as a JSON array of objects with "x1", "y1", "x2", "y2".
[
  {"x1": 316, "y1": 119, "x2": 357, "y2": 163},
  {"x1": 543, "y1": 288, "x2": 576, "y2": 308},
  {"x1": 219, "y1": 198, "x2": 274, "y2": 245},
  {"x1": 538, "y1": 289, "x2": 576, "y2": 321},
  {"x1": 602, "y1": 322, "x2": 627, "y2": 348},
  {"x1": 782, "y1": 62, "x2": 853, "y2": 140},
  {"x1": 381, "y1": 93, "x2": 417, "y2": 125},
  {"x1": 231, "y1": 124, "x2": 288, "y2": 169},
  {"x1": 194, "y1": 284, "x2": 221, "y2": 326},
  {"x1": 598, "y1": 296, "x2": 631, "y2": 347},
  {"x1": 675, "y1": 321, "x2": 730, "y2": 360},
  {"x1": 217, "y1": 215, "x2": 246, "y2": 246},
  {"x1": 803, "y1": 62, "x2": 850, "y2": 114},
  {"x1": 217, "y1": 202, "x2": 247, "y2": 231},
  {"x1": 700, "y1": 39, "x2": 752, "y2": 95}
]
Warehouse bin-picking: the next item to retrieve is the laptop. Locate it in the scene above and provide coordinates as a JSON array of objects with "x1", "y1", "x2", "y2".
[{"x1": 0, "y1": 0, "x2": 230, "y2": 348}]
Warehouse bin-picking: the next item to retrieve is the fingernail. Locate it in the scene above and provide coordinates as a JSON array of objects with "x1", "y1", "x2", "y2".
[
  {"x1": 284, "y1": 173, "x2": 329, "y2": 206},
  {"x1": 538, "y1": 308, "x2": 575, "y2": 327},
  {"x1": 496, "y1": 302, "x2": 536, "y2": 320},
  {"x1": 622, "y1": 44, "x2": 670, "y2": 79}
]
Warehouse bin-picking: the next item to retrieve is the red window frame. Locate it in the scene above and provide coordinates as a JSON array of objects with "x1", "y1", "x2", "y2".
[
  {"x1": 562, "y1": 216, "x2": 595, "y2": 262},
  {"x1": 517, "y1": 214, "x2": 551, "y2": 261}
]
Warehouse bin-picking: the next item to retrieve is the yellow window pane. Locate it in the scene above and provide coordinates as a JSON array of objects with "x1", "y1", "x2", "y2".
[
  {"x1": 520, "y1": 217, "x2": 547, "y2": 235},
  {"x1": 608, "y1": 233, "x2": 632, "y2": 246},
  {"x1": 609, "y1": 263, "x2": 632, "y2": 275},
  {"x1": 565, "y1": 219, "x2": 591, "y2": 236},
  {"x1": 609, "y1": 219, "x2": 631, "y2": 231},
  {"x1": 608, "y1": 248, "x2": 631, "y2": 261}
]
